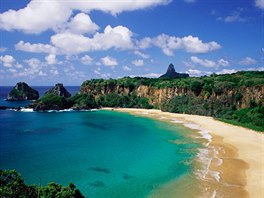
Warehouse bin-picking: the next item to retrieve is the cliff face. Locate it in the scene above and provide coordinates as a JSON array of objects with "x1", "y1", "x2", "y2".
[{"x1": 80, "y1": 83, "x2": 264, "y2": 109}]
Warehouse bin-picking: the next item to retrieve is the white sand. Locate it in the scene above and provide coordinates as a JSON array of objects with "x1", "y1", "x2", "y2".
[{"x1": 103, "y1": 108, "x2": 264, "y2": 197}]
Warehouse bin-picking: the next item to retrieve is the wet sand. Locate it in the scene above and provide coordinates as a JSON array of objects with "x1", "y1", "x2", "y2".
[{"x1": 103, "y1": 108, "x2": 264, "y2": 197}]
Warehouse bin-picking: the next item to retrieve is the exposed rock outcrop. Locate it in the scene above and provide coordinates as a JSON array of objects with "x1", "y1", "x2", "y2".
[
  {"x1": 45, "y1": 83, "x2": 71, "y2": 98},
  {"x1": 159, "y1": 64, "x2": 189, "y2": 79},
  {"x1": 7, "y1": 82, "x2": 39, "y2": 101}
]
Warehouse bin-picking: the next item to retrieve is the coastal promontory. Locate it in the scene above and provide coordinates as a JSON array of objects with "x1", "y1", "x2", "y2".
[{"x1": 7, "y1": 82, "x2": 39, "y2": 101}]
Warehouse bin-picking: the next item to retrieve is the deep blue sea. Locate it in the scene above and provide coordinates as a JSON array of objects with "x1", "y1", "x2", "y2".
[{"x1": 0, "y1": 86, "x2": 201, "y2": 197}]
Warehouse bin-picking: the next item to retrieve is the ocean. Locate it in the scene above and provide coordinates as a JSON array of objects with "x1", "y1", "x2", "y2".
[{"x1": 0, "y1": 86, "x2": 203, "y2": 197}]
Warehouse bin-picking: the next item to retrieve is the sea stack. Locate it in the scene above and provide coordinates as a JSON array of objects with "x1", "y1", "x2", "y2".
[
  {"x1": 159, "y1": 64, "x2": 189, "y2": 79},
  {"x1": 45, "y1": 83, "x2": 71, "y2": 98},
  {"x1": 7, "y1": 82, "x2": 39, "y2": 101}
]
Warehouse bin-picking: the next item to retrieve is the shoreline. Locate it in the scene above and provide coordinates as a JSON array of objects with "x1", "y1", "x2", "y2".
[{"x1": 103, "y1": 108, "x2": 264, "y2": 197}]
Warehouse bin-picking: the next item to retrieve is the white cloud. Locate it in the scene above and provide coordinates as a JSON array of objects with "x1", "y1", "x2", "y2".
[
  {"x1": 50, "y1": 68, "x2": 59, "y2": 75},
  {"x1": 256, "y1": 0, "x2": 264, "y2": 9},
  {"x1": 129, "y1": 73, "x2": 161, "y2": 78},
  {"x1": 123, "y1": 65, "x2": 132, "y2": 71},
  {"x1": 0, "y1": 55, "x2": 16, "y2": 67},
  {"x1": 134, "y1": 51, "x2": 150, "y2": 59},
  {"x1": 101, "y1": 56, "x2": 118, "y2": 66},
  {"x1": 0, "y1": 0, "x2": 170, "y2": 34},
  {"x1": 132, "y1": 59, "x2": 144, "y2": 66},
  {"x1": 49, "y1": 25, "x2": 134, "y2": 55},
  {"x1": 190, "y1": 56, "x2": 229, "y2": 68},
  {"x1": 0, "y1": 0, "x2": 71, "y2": 34},
  {"x1": 181, "y1": 36, "x2": 221, "y2": 53},
  {"x1": 24, "y1": 58, "x2": 42, "y2": 69},
  {"x1": 217, "y1": 69, "x2": 237, "y2": 74},
  {"x1": 45, "y1": 54, "x2": 57, "y2": 65},
  {"x1": 239, "y1": 57, "x2": 257, "y2": 65},
  {"x1": 51, "y1": 32, "x2": 90, "y2": 55},
  {"x1": 187, "y1": 69, "x2": 202, "y2": 76},
  {"x1": 138, "y1": 34, "x2": 221, "y2": 56},
  {"x1": 137, "y1": 37, "x2": 152, "y2": 49},
  {"x1": 67, "y1": 13, "x2": 99, "y2": 34},
  {"x1": 15, "y1": 41, "x2": 57, "y2": 54},
  {"x1": 81, "y1": 55, "x2": 93, "y2": 65}
]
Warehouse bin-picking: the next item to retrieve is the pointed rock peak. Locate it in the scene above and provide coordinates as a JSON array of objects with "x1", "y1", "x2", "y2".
[
  {"x1": 159, "y1": 63, "x2": 189, "y2": 79},
  {"x1": 167, "y1": 63, "x2": 176, "y2": 73},
  {"x1": 7, "y1": 82, "x2": 39, "y2": 101},
  {"x1": 45, "y1": 83, "x2": 71, "y2": 98}
]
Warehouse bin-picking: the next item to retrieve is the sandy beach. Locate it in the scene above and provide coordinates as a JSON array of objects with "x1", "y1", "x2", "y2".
[{"x1": 103, "y1": 108, "x2": 264, "y2": 197}]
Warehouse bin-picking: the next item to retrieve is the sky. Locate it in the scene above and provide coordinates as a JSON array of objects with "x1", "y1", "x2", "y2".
[{"x1": 0, "y1": 0, "x2": 263, "y2": 86}]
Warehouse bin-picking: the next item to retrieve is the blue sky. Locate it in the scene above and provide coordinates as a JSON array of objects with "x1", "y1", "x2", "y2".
[{"x1": 0, "y1": 0, "x2": 263, "y2": 85}]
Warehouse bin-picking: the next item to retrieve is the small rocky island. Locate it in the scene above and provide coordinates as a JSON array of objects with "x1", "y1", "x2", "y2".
[
  {"x1": 7, "y1": 82, "x2": 39, "y2": 101},
  {"x1": 29, "y1": 83, "x2": 72, "y2": 111},
  {"x1": 159, "y1": 64, "x2": 189, "y2": 79},
  {"x1": 45, "y1": 83, "x2": 71, "y2": 98}
]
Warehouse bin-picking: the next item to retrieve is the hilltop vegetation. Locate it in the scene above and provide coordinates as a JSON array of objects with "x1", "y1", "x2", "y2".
[
  {"x1": 0, "y1": 170, "x2": 85, "y2": 198},
  {"x1": 29, "y1": 71, "x2": 264, "y2": 131},
  {"x1": 80, "y1": 71, "x2": 264, "y2": 131}
]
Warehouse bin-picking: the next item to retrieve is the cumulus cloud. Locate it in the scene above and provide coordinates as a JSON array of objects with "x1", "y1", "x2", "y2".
[
  {"x1": 256, "y1": 0, "x2": 264, "y2": 9},
  {"x1": 15, "y1": 41, "x2": 57, "y2": 54},
  {"x1": 0, "y1": 0, "x2": 171, "y2": 34},
  {"x1": 239, "y1": 57, "x2": 257, "y2": 65},
  {"x1": 190, "y1": 56, "x2": 229, "y2": 68},
  {"x1": 81, "y1": 55, "x2": 93, "y2": 65},
  {"x1": 123, "y1": 65, "x2": 132, "y2": 71},
  {"x1": 101, "y1": 56, "x2": 118, "y2": 66},
  {"x1": 66, "y1": 13, "x2": 99, "y2": 34},
  {"x1": 218, "y1": 9, "x2": 247, "y2": 23},
  {"x1": 16, "y1": 25, "x2": 134, "y2": 55},
  {"x1": 45, "y1": 54, "x2": 57, "y2": 65},
  {"x1": 138, "y1": 34, "x2": 221, "y2": 56},
  {"x1": 132, "y1": 59, "x2": 144, "y2": 66},
  {"x1": 134, "y1": 51, "x2": 150, "y2": 59},
  {"x1": 0, "y1": 55, "x2": 16, "y2": 67}
]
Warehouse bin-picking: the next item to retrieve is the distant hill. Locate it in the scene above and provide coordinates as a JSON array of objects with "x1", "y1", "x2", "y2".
[{"x1": 159, "y1": 64, "x2": 189, "y2": 79}]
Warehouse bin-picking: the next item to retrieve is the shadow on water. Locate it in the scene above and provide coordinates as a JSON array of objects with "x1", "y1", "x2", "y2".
[
  {"x1": 88, "y1": 180, "x2": 106, "y2": 188},
  {"x1": 122, "y1": 173, "x2": 134, "y2": 180},
  {"x1": 89, "y1": 167, "x2": 110, "y2": 174},
  {"x1": 81, "y1": 121, "x2": 108, "y2": 130},
  {"x1": 18, "y1": 127, "x2": 62, "y2": 135}
]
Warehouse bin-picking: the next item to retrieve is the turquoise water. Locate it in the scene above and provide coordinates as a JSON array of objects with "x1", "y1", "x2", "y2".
[{"x1": 0, "y1": 109, "x2": 200, "y2": 197}]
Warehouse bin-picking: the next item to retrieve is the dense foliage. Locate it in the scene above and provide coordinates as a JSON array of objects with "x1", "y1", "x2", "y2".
[
  {"x1": 30, "y1": 71, "x2": 264, "y2": 131},
  {"x1": 0, "y1": 170, "x2": 85, "y2": 198},
  {"x1": 80, "y1": 71, "x2": 264, "y2": 131},
  {"x1": 82, "y1": 71, "x2": 264, "y2": 91}
]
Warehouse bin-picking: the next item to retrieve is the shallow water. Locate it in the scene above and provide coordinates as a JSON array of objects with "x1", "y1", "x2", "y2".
[{"x1": 0, "y1": 109, "x2": 201, "y2": 197}]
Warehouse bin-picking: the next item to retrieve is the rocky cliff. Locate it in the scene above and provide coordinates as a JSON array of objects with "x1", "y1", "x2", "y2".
[
  {"x1": 7, "y1": 82, "x2": 39, "y2": 101},
  {"x1": 80, "y1": 71, "x2": 264, "y2": 111},
  {"x1": 45, "y1": 83, "x2": 71, "y2": 98}
]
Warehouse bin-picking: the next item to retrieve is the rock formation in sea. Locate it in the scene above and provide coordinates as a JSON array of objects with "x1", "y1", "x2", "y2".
[
  {"x1": 7, "y1": 82, "x2": 39, "y2": 101},
  {"x1": 29, "y1": 83, "x2": 71, "y2": 111},
  {"x1": 45, "y1": 83, "x2": 71, "y2": 98},
  {"x1": 159, "y1": 64, "x2": 189, "y2": 79}
]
